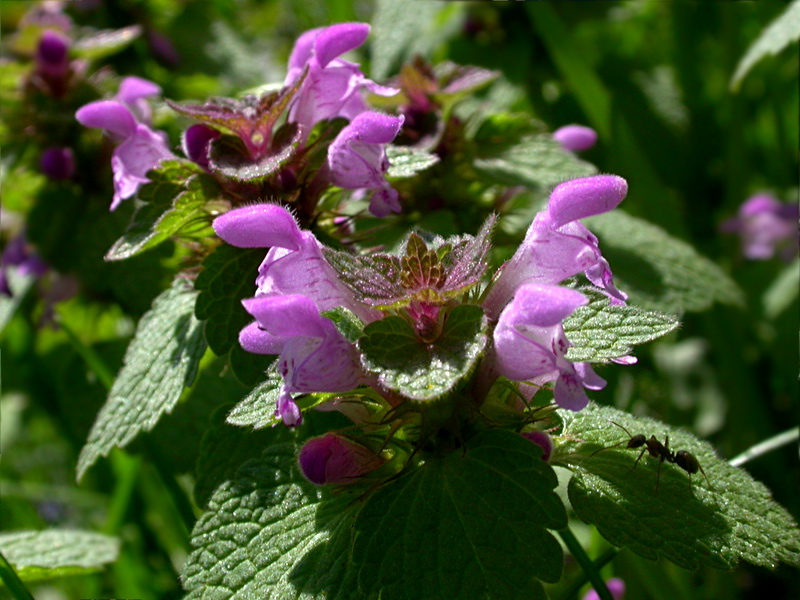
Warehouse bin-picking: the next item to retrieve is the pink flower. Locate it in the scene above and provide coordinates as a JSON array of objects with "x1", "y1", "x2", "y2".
[
  {"x1": 721, "y1": 193, "x2": 799, "y2": 261},
  {"x1": 298, "y1": 433, "x2": 384, "y2": 485},
  {"x1": 553, "y1": 124, "x2": 598, "y2": 153},
  {"x1": 285, "y1": 23, "x2": 398, "y2": 131},
  {"x1": 76, "y1": 79, "x2": 175, "y2": 210},
  {"x1": 327, "y1": 112, "x2": 405, "y2": 217}
]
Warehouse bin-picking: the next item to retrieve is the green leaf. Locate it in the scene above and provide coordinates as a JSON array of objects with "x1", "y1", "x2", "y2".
[
  {"x1": 71, "y1": 25, "x2": 142, "y2": 60},
  {"x1": 763, "y1": 257, "x2": 800, "y2": 319},
  {"x1": 76, "y1": 279, "x2": 207, "y2": 480},
  {"x1": 555, "y1": 403, "x2": 800, "y2": 570},
  {"x1": 358, "y1": 305, "x2": 488, "y2": 402},
  {"x1": 0, "y1": 530, "x2": 119, "y2": 583},
  {"x1": 585, "y1": 210, "x2": 744, "y2": 314},
  {"x1": 208, "y1": 124, "x2": 303, "y2": 182},
  {"x1": 353, "y1": 429, "x2": 567, "y2": 600},
  {"x1": 194, "y1": 244, "x2": 265, "y2": 356},
  {"x1": 386, "y1": 146, "x2": 440, "y2": 178},
  {"x1": 226, "y1": 371, "x2": 283, "y2": 429},
  {"x1": 370, "y1": 0, "x2": 465, "y2": 80},
  {"x1": 195, "y1": 403, "x2": 290, "y2": 508},
  {"x1": 106, "y1": 161, "x2": 218, "y2": 261},
  {"x1": 563, "y1": 292, "x2": 680, "y2": 362},
  {"x1": 0, "y1": 267, "x2": 36, "y2": 334},
  {"x1": 321, "y1": 307, "x2": 365, "y2": 343},
  {"x1": 731, "y1": 0, "x2": 800, "y2": 90},
  {"x1": 182, "y1": 444, "x2": 364, "y2": 599},
  {"x1": 471, "y1": 117, "x2": 596, "y2": 189}
]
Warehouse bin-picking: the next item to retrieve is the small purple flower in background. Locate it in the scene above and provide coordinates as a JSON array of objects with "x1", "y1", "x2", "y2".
[
  {"x1": 0, "y1": 233, "x2": 49, "y2": 297},
  {"x1": 553, "y1": 124, "x2": 598, "y2": 153},
  {"x1": 285, "y1": 23, "x2": 399, "y2": 132},
  {"x1": 213, "y1": 203, "x2": 380, "y2": 323},
  {"x1": 299, "y1": 433, "x2": 384, "y2": 485},
  {"x1": 35, "y1": 29, "x2": 71, "y2": 97},
  {"x1": 240, "y1": 294, "x2": 367, "y2": 426},
  {"x1": 582, "y1": 578, "x2": 626, "y2": 600},
  {"x1": 483, "y1": 175, "x2": 629, "y2": 320},
  {"x1": 490, "y1": 283, "x2": 605, "y2": 411},
  {"x1": 76, "y1": 78, "x2": 175, "y2": 210},
  {"x1": 40, "y1": 147, "x2": 75, "y2": 180},
  {"x1": 327, "y1": 112, "x2": 405, "y2": 217},
  {"x1": 721, "y1": 193, "x2": 799, "y2": 262}
]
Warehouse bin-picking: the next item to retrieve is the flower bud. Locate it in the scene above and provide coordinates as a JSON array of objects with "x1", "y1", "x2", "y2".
[
  {"x1": 36, "y1": 30, "x2": 70, "y2": 80},
  {"x1": 40, "y1": 147, "x2": 75, "y2": 180},
  {"x1": 298, "y1": 433, "x2": 383, "y2": 485},
  {"x1": 521, "y1": 431, "x2": 554, "y2": 462},
  {"x1": 553, "y1": 124, "x2": 597, "y2": 153}
]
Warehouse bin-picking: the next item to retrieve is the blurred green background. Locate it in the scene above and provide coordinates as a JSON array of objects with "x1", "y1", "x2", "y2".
[{"x1": 1, "y1": 1, "x2": 797, "y2": 599}]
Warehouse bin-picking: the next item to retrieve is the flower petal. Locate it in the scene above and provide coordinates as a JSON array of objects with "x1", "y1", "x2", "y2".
[
  {"x1": 213, "y1": 204, "x2": 303, "y2": 250},
  {"x1": 313, "y1": 23, "x2": 370, "y2": 69},
  {"x1": 76, "y1": 100, "x2": 137, "y2": 138},
  {"x1": 548, "y1": 175, "x2": 628, "y2": 229}
]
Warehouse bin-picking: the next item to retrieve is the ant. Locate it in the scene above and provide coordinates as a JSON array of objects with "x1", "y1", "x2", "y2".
[{"x1": 590, "y1": 421, "x2": 711, "y2": 493}]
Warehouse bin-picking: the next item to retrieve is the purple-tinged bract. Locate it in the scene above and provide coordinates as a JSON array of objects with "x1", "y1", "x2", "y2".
[{"x1": 298, "y1": 433, "x2": 383, "y2": 485}]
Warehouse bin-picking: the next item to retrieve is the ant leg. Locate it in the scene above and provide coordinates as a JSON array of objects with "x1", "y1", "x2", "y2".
[
  {"x1": 697, "y1": 463, "x2": 713, "y2": 490},
  {"x1": 632, "y1": 447, "x2": 646, "y2": 470},
  {"x1": 589, "y1": 440, "x2": 627, "y2": 458}
]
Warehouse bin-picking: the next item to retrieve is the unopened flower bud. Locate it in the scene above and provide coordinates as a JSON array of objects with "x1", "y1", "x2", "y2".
[
  {"x1": 40, "y1": 147, "x2": 75, "y2": 180},
  {"x1": 553, "y1": 124, "x2": 597, "y2": 153},
  {"x1": 298, "y1": 433, "x2": 383, "y2": 485},
  {"x1": 521, "y1": 431, "x2": 554, "y2": 462},
  {"x1": 36, "y1": 30, "x2": 70, "y2": 78}
]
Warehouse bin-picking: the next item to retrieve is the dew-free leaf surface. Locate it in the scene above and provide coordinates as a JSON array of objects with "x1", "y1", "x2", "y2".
[
  {"x1": 0, "y1": 530, "x2": 119, "y2": 583},
  {"x1": 358, "y1": 304, "x2": 487, "y2": 401},
  {"x1": 76, "y1": 278, "x2": 206, "y2": 480},
  {"x1": 353, "y1": 429, "x2": 567, "y2": 600},
  {"x1": 555, "y1": 403, "x2": 800, "y2": 571},
  {"x1": 563, "y1": 293, "x2": 680, "y2": 362}
]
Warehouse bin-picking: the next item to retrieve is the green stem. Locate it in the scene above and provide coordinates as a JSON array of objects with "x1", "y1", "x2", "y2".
[
  {"x1": 557, "y1": 547, "x2": 618, "y2": 600},
  {"x1": 57, "y1": 316, "x2": 115, "y2": 390},
  {"x1": 557, "y1": 527, "x2": 614, "y2": 600},
  {"x1": 0, "y1": 550, "x2": 35, "y2": 600},
  {"x1": 728, "y1": 427, "x2": 799, "y2": 468}
]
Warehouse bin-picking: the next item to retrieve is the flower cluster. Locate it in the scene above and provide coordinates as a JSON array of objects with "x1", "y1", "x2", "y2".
[
  {"x1": 215, "y1": 174, "x2": 628, "y2": 474},
  {"x1": 75, "y1": 22, "x2": 403, "y2": 217}
]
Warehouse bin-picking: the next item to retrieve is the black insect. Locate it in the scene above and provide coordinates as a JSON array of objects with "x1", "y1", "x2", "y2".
[{"x1": 590, "y1": 421, "x2": 711, "y2": 492}]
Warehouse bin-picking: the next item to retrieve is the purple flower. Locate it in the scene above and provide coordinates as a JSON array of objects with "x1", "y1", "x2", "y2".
[
  {"x1": 483, "y1": 175, "x2": 628, "y2": 320},
  {"x1": 721, "y1": 193, "x2": 799, "y2": 261},
  {"x1": 36, "y1": 30, "x2": 70, "y2": 80},
  {"x1": 583, "y1": 578, "x2": 626, "y2": 600},
  {"x1": 553, "y1": 124, "x2": 598, "y2": 153},
  {"x1": 213, "y1": 203, "x2": 380, "y2": 323},
  {"x1": 285, "y1": 23, "x2": 398, "y2": 131},
  {"x1": 489, "y1": 283, "x2": 605, "y2": 411},
  {"x1": 0, "y1": 234, "x2": 49, "y2": 297},
  {"x1": 40, "y1": 147, "x2": 75, "y2": 180},
  {"x1": 76, "y1": 91, "x2": 175, "y2": 210},
  {"x1": 327, "y1": 112, "x2": 405, "y2": 217},
  {"x1": 298, "y1": 433, "x2": 384, "y2": 485},
  {"x1": 241, "y1": 294, "x2": 366, "y2": 426},
  {"x1": 115, "y1": 76, "x2": 162, "y2": 124}
]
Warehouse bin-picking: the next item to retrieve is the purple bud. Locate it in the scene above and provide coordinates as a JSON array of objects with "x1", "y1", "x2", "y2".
[
  {"x1": 40, "y1": 147, "x2": 75, "y2": 180},
  {"x1": 298, "y1": 433, "x2": 383, "y2": 485},
  {"x1": 547, "y1": 175, "x2": 628, "y2": 229},
  {"x1": 553, "y1": 124, "x2": 598, "y2": 153},
  {"x1": 181, "y1": 124, "x2": 220, "y2": 170},
  {"x1": 522, "y1": 431, "x2": 553, "y2": 461},
  {"x1": 36, "y1": 30, "x2": 70, "y2": 79}
]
